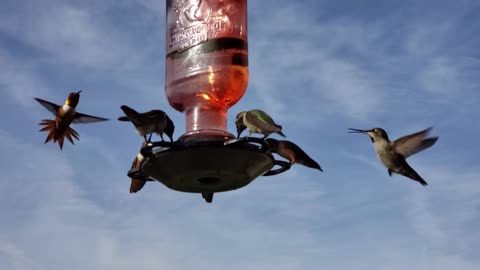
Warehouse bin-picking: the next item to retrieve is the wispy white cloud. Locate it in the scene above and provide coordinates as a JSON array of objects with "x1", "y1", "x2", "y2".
[
  {"x1": 0, "y1": 130, "x2": 328, "y2": 269},
  {"x1": 0, "y1": 2, "x2": 136, "y2": 70},
  {"x1": 2, "y1": 124, "x2": 480, "y2": 269},
  {"x1": 246, "y1": 5, "x2": 388, "y2": 123},
  {"x1": 0, "y1": 0, "x2": 171, "y2": 110},
  {"x1": 0, "y1": 241, "x2": 34, "y2": 270},
  {"x1": 405, "y1": 21, "x2": 453, "y2": 57},
  {"x1": 418, "y1": 56, "x2": 480, "y2": 98},
  {"x1": 1, "y1": 1, "x2": 480, "y2": 269},
  {"x1": 0, "y1": 50, "x2": 51, "y2": 107},
  {"x1": 407, "y1": 167, "x2": 480, "y2": 256},
  {"x1": 419, "y1": 57, "x2": 460, "y2": 95}
]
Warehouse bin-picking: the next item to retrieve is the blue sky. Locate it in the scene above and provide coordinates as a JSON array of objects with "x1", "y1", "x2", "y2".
[{"x1": 1, "y1": 0, "x2": 480, "y2": 269}]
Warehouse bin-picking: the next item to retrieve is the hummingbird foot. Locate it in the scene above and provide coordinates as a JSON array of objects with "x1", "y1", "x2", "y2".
[{"x1": 388, "y1": 169, "x2": 393, "y2": 176}]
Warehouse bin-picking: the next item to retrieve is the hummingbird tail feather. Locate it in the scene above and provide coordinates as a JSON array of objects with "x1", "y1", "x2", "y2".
[
  {"x1": 39, "y1": 119, "x2": 53, "y2": 126},
  {"x1": 120, "y1": 105, "x2": 141, "y2": 123},
  {"x1": 39, "y1": 126, "x2": 51, "y2": 132},
  {"x1": 58, "y1": 135, "x2": 64, "y2": 150},
  {"x1": 38, "y1": 119, "x2": 79, "y2": 149},
  {"x1": 64, "y1": 134, "x2": 73, "y2": 144},
  {"x1": 64, "y1": 131, "x2": 75, "y2": 145},
  {"x1": 130, "y1": 179, "x2": 147, "y2": 193},
  {"x1": 39, "y1": 119, "x2": 56, "y2": 144},
  {"x1": 69, "y1": 127, "x2": 80, "y2": 140},
  {"x1": 45, "y1": 131, "x2": 55, "y2": 144},
  {"x1": 64, "y1": 126, "x2": 80, "y2": 145},
  {"x1": 401, "y1": 163, "x2": 428, "y2": 186},
  {"x1": 298, "y1": 157, "x2": 323, "y2": 171},
  {"x1": 118, "y1": 116, "x2": 130, "y2": 121}
]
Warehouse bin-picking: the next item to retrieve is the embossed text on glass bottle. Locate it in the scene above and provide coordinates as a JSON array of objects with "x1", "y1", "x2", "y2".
[{"x1": 166, "y1": 0, "x2": 248, "y2": 140}]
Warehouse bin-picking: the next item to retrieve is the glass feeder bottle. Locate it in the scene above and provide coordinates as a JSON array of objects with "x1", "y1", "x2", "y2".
[{"x1": 165, "y1": 0, "x2": 248, "y2": 141}]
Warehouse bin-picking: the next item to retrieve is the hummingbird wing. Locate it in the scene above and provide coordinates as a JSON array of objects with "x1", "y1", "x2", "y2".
[
  {"x1": 248, "y1": 110, "x2": 275, "y2": 124},
  {"x1": 72, "y1": 112, "x2": 109, "y2": 124},
  {"x1": 393, "y1": 127, "x2": 438, "y2": 158},
  {"x1": 142, "y1": 110, "x2": 167, "y2": 122},
  {"x1": 245, "y1": 110, "x2": 281, "y2": 132},
  {"x1": 119, "y1": 106, "x2": 166, "y2": 124},
  {"x1": 34, "y1": 98, "x2": 60, "y2": 116}
]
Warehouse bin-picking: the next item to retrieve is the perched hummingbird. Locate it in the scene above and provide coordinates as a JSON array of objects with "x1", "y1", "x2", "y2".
[
  {"x1": 235, "y1": 109, "x2": 285, "y2": 138},
  {"x1": 348, "y1": 127, "x2": 438, "y2": 186},
  {"x1": 34, "y1": 90, "x2": 109, "y2": 149},
  {"x1": 266, "y1": 138, "x2": 323, "y2": 171},
  {"x1": 118, "y1": 105, "x2": 175, "y2": 142},
  {"x1": 202, "y1": 192, "x2": 214, "y2": 203},
  {"x1": 129, "y1": 141, "x2": 153, "y2": 193}
]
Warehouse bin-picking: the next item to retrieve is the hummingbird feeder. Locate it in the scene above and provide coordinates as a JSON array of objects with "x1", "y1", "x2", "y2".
[{"x1": 128, "y1": 0, "x2": 290, "y2": 202}]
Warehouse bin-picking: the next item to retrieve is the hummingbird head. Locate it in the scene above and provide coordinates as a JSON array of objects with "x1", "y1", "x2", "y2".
[
  {"x1": 235, "y1": 111, "x2": 247, "y2": 138},
  {"x1": 164, "y1": 115, "x2": 175, "y2": 142},
  {"x1": 348, "y1": 127, "x2": 389, "y2": 143},
  {"x1": 265, "y1": 138, "x2": 279, "y2": 152},
  {"x1": 65, "y1": 90, "x2": 82, "y2": 107}
]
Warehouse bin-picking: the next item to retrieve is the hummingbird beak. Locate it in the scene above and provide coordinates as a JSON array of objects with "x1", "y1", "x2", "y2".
[
  {"x1": 236, "y1": 124, "x2": 246, "y2": 138},
  {"x1": 76, "y1": 90, "x2": 82, "y2": 94},
  {"x1": 348, "y1": 128, "x2": 376, "y2": 141},
  {"x1": 348, "y1": 128, "x2": 370, "y2": 134}
]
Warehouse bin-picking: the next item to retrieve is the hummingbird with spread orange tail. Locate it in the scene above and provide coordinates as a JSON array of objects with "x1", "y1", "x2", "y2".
[
  {"x1": 348, "y1": 127, "x2": 438, "y2": 186},
  {"x1": 129, "y1": 141, "x2": 154, "y2": 193},
  {"x1": 34, "y1": 90, "x2": 109, "y2": 149},
  {"x1": 266, "y1": 138, "x2": 323, "y2": 171}
]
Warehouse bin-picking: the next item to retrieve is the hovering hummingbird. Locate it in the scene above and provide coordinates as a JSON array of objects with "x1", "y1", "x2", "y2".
[
  {"x1": 348, "y1": 127, "x2": 438, "y2": 186},
  {"x1": 129, "y1": 141, "x2": 153, "y2": 193},
  {"x1": 235, "y1": 109, "x2": 285, "y2": 138},
  {"x1": 118, "y1": 105, "x2": 175, "y2": 142},
  {"x1": 202, "y1": 192, "x2": 214, "y2": 203},
  {"x1": 266, "y1": 138, "x2": 323, "y2": 171},
  {"x1": 34, "y1": 90, "x2": 109, "y2": 149}
]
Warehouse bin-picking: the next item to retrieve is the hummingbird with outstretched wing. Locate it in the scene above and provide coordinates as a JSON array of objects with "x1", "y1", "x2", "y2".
[
  {"x1": 34, "y1": 90, "x2": 109, "y2": 149},
  {"x1": 349, "y1": 127, "x2": 438, "y2": 186}
]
